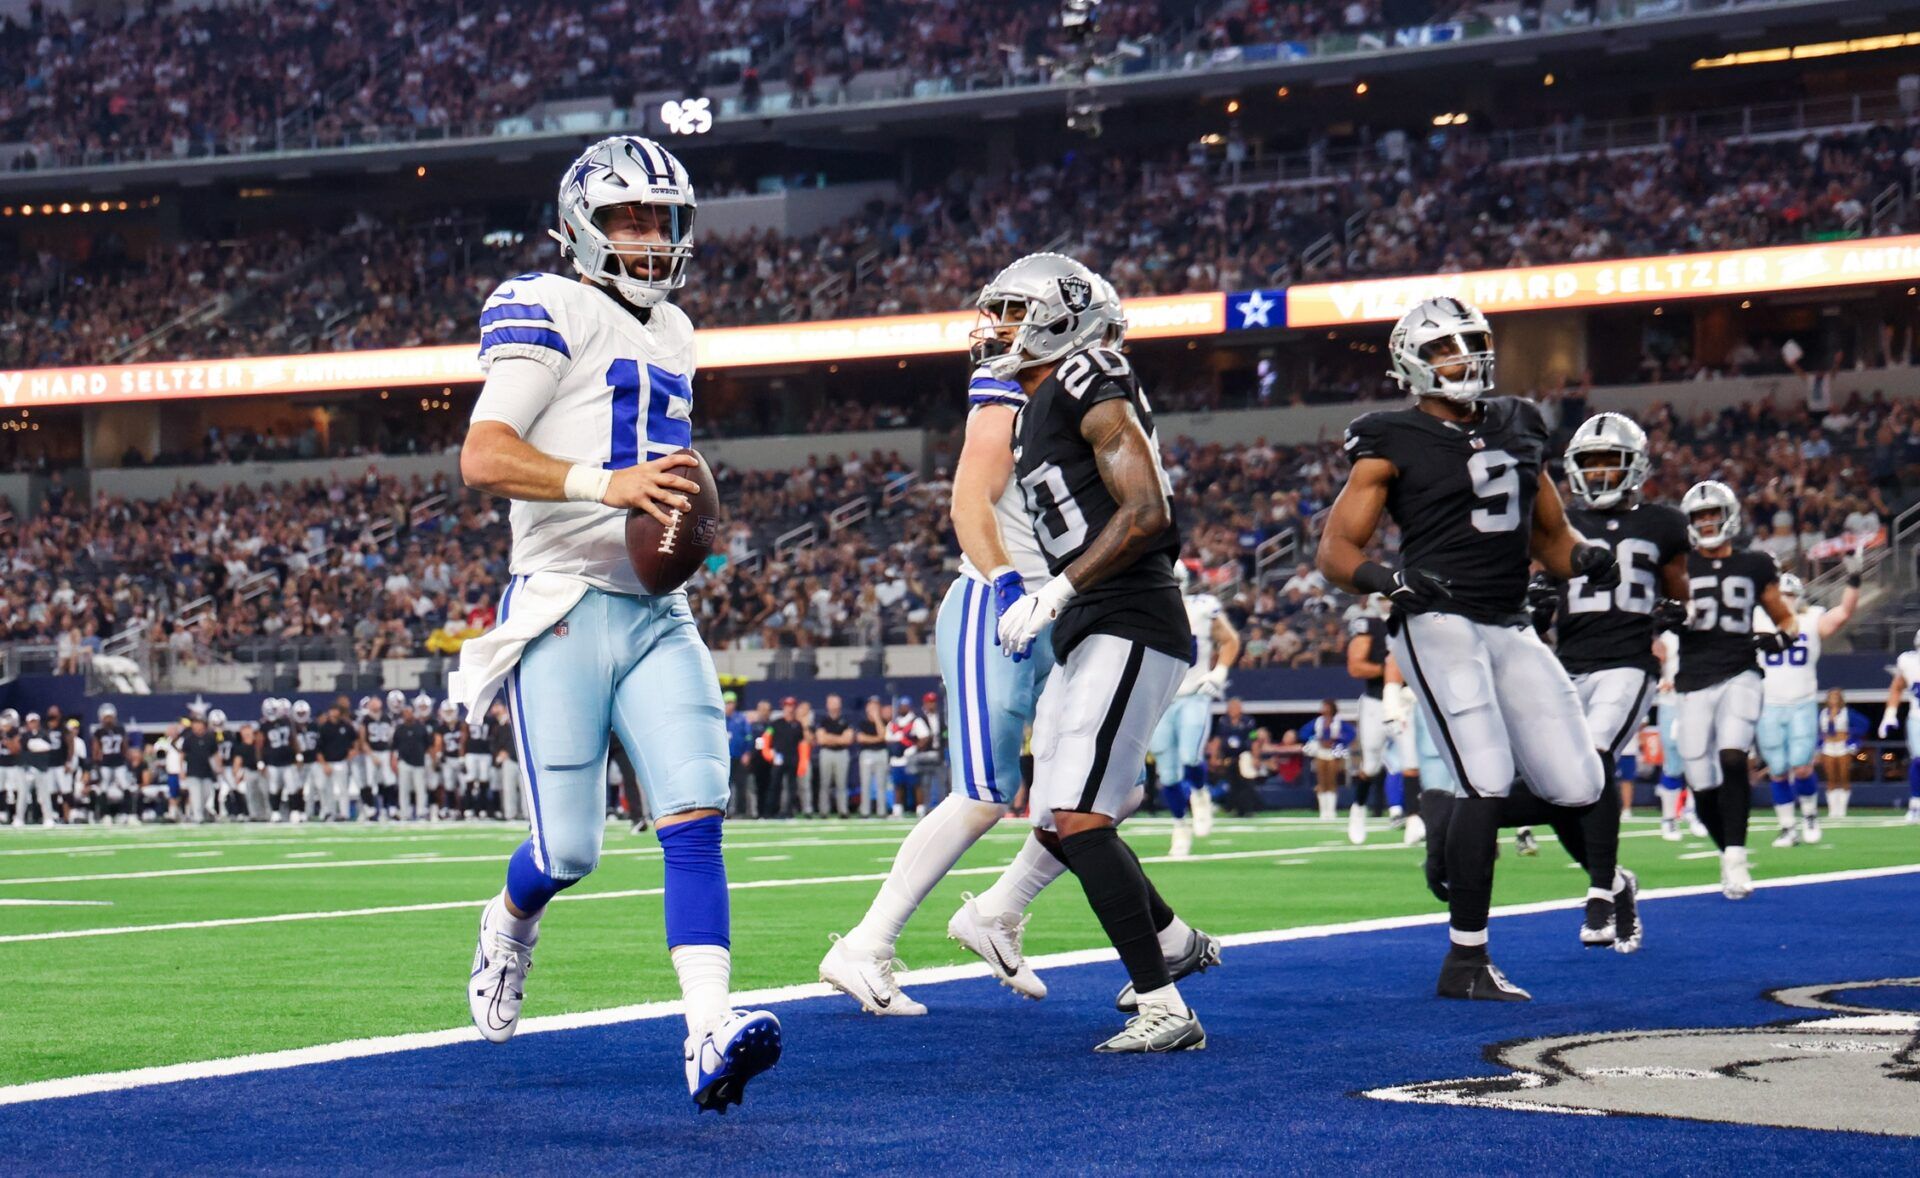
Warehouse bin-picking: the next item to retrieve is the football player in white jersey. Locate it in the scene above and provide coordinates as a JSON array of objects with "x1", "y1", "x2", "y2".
[
  {"x1": 1149, "y1": 561, "x2": 1238, "y2": 857},
  {"x1": 1879, "y1": 629, "x2": 1920, "y2": 824},
  {"x1": 454, "y1": 135, "x2": 779, "y2": 1112},
  {"x1": 1755, "y1": 554, "x2": 1860, "y2": 846},
  {"x1": 821, "y1": 276, "x2": 1135, "y2": 1014}
]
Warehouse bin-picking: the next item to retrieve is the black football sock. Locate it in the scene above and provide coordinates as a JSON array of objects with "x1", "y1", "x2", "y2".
[
  {"x1": 1060, "y1": 826, "x2": 1172, "y2": 993},
  {"x1": 1420, "y1": 789, "x2": 1455, "y2": 903},
  {"x1": 1444, "y1": 796, "x2": 1502, "y2": 960},
  {"x1": 1497, "y1": 782, "x2": 1555, "y2": 828},
  {"x1": 1692, "y1": 786, "x2": 1727, "y2": 851},
  {"x1": 1576, "y1": 765, "x2": 1622, "y2": 893},
  {"x1": 1718, "y1": 750, "x2": 1752, "y2": 849},
  {"x1": 1120, "y1": 839, "x2": 1177, "y2": 933},
  {"x1": 1352, "y1": 772, "x2": 1375, "y2": 812}
]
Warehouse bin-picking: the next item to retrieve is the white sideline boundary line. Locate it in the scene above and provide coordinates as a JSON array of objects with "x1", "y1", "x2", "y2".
[
  {"x1": 0, "y1": 841, "x2": 1424, "y2": 943},
  {"x1": 1, "y1": 862, "x2": 1916, "y2": 1109}
]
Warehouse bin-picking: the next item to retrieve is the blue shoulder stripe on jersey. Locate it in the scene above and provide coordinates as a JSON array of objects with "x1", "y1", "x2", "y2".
[
  {"x1": 969, "y1": 393, "x2": 1026, "y2": 409},
  {"x1": 479, "y1": 303, "x2": 554, "y2": 327},
  {"x1": 968, "y1": 375, "x2": 1023, "y2": 393},
  {"x1": 480, "y1": 326, "x2": 571, "y2": 358},
  {"x1": 510, "y1": 272, "x2": 544, "y2": 281}
]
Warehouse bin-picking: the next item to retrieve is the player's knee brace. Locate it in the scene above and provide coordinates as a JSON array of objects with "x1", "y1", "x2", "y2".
[
  {"x1": 659, "y1": 814, "x2": 730, "y2": 949},
  {"x1": 506, "y1": 838, "x2": 579, "y2": 913}
]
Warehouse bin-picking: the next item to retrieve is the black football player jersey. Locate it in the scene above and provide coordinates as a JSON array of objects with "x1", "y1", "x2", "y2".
[
  {"x1": 93, "y1": 723, "x2": 127, "y2": 766},
  {"x1": 465, "y1": 714, "x2": 493, "y2": 753},
  {"x1": 1677, "y1": 548, "x2": 1778, "y2": 692},
  {"x1": 296, "y1": 724, "x2": 319, "y2": 761},
  {"x1": 1012, "y1": 344, "x2": 1192, "y2": 663},
  {"x1": 438, "y1": 721, "x2": 463, "y2": 763},
  {"x1": 1348, "y1": 613, "x2": 1388, "y2": 698},
  {"x1": 1343, "y1": 397, "x2": 1552, "y2": 625},
  {"x1": 262, "y1": 720, "x2": 296, "y2": 766},
  {"x1": 363, "y1": 717, "x2": 396, "y2": 751},
  {"x1": 1553, "y1": 501, "x2": 1691, "y2": 676}
]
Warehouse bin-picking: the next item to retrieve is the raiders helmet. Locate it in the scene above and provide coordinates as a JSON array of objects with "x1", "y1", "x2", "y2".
[
  {"x1": 969, "y1": 253, "x2": 1116, "y2": 382},
  {"x1": 438, "y1": 699, "x2": 460, "y2": 722},
  {"x1": 292, "y1": 700, "x2": 312, "y2": 723},
  {"x1": 1681, "y1": 480, "x2": 1742, "y2": 550},
  {"x1": 552, "y1": 136, "x2": 696, "y2": 310},
  {"x1": 386, "y1": 690, "x2": 407, "y2": 714},
  {"x1": 412, "y1": 693, "x2": 433, "y2": 719},
  {"x1": 1565, "y1": 413, "x2": 1652, "y2": 511},
  {"x1": 1387, "y1": 296, "x2": 1495, "y2": 402},
  {"x1": 209, "y1": 708, "x2": 227, "y2": 730},
  {"x1": 0, "y1": 709, "x2": 15, "y2": 730},
  {"x1": 98, "y1": 702, "x2": 118, "y2": 723}
]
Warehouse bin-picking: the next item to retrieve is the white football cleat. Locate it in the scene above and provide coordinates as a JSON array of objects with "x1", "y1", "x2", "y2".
[
  {"x1": 686, "y1": 1009, "x2": 782, "y2": 1114},
  {"x1": 1721, "y1": 851, "x2": 1753, "y2": 900},
  {"x1": 1169, "y1": 820, "x2": 1193, "y2": 859},
  {"x1": 1688, "y1": 815, "x2": 1711, "y2": 838},
  {"x1": 1190, "y1": 787, "x2": 1215, "y2": 838},
  {"x1": 819, "y1": 935, "x2": 926, "y2": 1016},
  {"x1": 948, "y1": 893, "x2": 1046, "y2": 1000},
  {"x1": 1771, "y1": 826, "x2": 1800, "y2": 849},
  {"x1": 469, "y1": 896, "x2": 534, "y2": 1043},
  {"x1": 1803, "y1": 816, "x2": 1822, "y2": 844},
  {"x1": 1347, "y1": 804, "x2": 1366, "y2": 846},
  {"x1": 1402, "y1": 814, "x2": 1426, "y2": 846},
  {"x1": 1660, "y1": 819, "x2": 1682, "y2": 842}
]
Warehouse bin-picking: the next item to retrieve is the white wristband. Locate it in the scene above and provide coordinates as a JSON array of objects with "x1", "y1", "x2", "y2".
[{"x1": 564, "y1": 464, "x2": 613, "y2": 504}]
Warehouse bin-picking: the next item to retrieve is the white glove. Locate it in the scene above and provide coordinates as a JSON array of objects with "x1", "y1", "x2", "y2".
[
  {"x1": 997, "y1": 575, "x2": 1076, "y2": 657},
  {"x1": 1198, "y1": 666, "x2": 1229, "y2": 699},
  {"x1": 1882, "y1": 707, "x2": 1901, "y2": 740},
  {"x1": 1843, "y1": 545, "x2": 1866, "y2": 577}
]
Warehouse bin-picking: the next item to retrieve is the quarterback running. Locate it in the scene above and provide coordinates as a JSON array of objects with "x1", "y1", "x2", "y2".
[{"x1": 453, "y1": 135, "x2": 779, "y2": 1112}]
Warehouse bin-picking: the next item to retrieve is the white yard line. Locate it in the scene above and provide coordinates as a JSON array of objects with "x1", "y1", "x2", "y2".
[
  {"x1": 1, "y1": 863, "x2": 1914, "y2": 1109},
  {"x1": 0, "y1": 899, "x2": 113, "y2": 908},
  {"x1": 0, "y1": 841, "x2": 1426, "y2": 943}
]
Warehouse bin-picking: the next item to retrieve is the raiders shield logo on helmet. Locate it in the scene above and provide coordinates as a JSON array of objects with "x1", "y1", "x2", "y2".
[{"x1": 1058, "y1": 275, "x2": 1092, "y2": 313}]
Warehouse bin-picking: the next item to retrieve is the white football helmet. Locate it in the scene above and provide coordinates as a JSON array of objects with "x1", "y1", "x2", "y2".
[
  {"x1": 1681, "y1": 480, "x2": 1742, "y2": 550},
  {"x1": 438, "y1": 700, "x2": 460, "y2": 722},
  {"x1": 412, "y1": 693, "x2": 433, "y2": 719},
  {"x1": 209, "y1": 708, "x2": 227, "y2": 731},
  {"x1": 0, "y1": 709, "x2": 16, "y2": 730},
  {"x1": 552, "y1": 135, "x2": 696, "y2": 310},
  {"x1": 292, "y1": 700, "x2": 312, "y2": 723},
  {"x1": 261, "y1": 698, "x2": 279, "y2": 721},
  {"x1": 1388, "y1": 296, "x2": 1495, "y2": 402},
  {"x1": 386, "y1": 690, "x2": 407, "y2": 714},
  {"x1": 98, "y1": 702, "x2": 117, "y2": 723},
  {"x1": 1565, "y1": 413, "x2": 1651, "y2": 510},
  {"x1": 362, "y1": 695, "x2": 381, "y2": 718},
  {"x1": 1778, "y1": 572, "x2": 1804, "y2": 608},
  {"x1": 969, "y1": 253, "x2": 1115, "y2": 382}
]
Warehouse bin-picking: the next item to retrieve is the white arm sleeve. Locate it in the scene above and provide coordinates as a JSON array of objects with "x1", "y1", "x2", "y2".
[{"x1": 470, "y1": 356, "x2": 559, "y2": 436}]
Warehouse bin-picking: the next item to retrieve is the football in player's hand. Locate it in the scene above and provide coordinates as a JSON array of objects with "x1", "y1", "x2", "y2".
[{"x1": 624, "y1": 448, "x2": 721, "y2": 594}]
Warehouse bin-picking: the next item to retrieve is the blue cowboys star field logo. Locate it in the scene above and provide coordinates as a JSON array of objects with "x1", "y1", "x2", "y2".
[{"x1": 1227, "y1": 288, "x2": 1284, "y2": 330}]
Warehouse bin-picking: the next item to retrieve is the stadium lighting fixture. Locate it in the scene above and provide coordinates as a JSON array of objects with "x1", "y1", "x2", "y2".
[
  {"x1": 1693, "y1": 30, "x2": 1920, "y2": 69},
  {"x1": 1355, "y1": 82, "x2": 1368, "y2": 95}
]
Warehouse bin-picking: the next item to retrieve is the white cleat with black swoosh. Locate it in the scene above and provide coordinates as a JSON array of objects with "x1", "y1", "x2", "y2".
[
  {"x1": 947, "y1": 893, "x2": 1047, "y2": 1000},
  {"x1": 819, "y1": 934, "x2": 927, "y2": 1016},
  {"x1": 469, "y1": 895, "x2": 534, "y2": 1043}
]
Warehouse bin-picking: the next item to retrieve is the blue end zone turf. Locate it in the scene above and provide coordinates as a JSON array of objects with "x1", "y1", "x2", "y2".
[{"x1": 10, "y1": 874, "x2": 1918, "y2": 1174}]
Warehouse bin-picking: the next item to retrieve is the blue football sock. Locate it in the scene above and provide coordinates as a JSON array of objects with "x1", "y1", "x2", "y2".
[
  {"x1": 1795, "y1": 774, "x2": 1819, "y2": 800},
  {"x1": 1768, "y1": 777, "x2": 1795, "y2": 807},
  {"x1": 1161, "y1": 780, "x2": 1190, "y2": 820},
  {"x1": 659, "y1": 814, "x2": 730, "y2": 949},
  {"x1": 1384, "y1": 771, "x2": 1405, "y2": 811},
  {"x1": 505, "y1": 838, "x2": 576, "y2": 914},
  {"x1": 1182, "y1": 763, "x2": 1208, "y2": 793},
  {"x1": 1660, "y1": 773, "x2": 1684, "y2": 794},
  {"x1": 1909, "y1": 760, "x2": 1920, "y2": 800}
]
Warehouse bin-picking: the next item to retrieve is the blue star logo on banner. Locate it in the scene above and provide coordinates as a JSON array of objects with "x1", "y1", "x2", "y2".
[{"x1": 1228, "y1": 289, "x2": 1283, "y2": 330}]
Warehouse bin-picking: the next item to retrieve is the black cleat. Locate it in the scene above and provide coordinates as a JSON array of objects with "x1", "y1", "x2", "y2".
[
  {"x1": 1579, "y1": 896, "x2": 1617, "y2": 948},
  {"x1": 1436, "y1": 954, "x2": 1532, "y2": 1001},
  {"x1": 1115, "y1": 929, "x2": 1223, "y2": 1012},
  {"x1": 1612, "y1": 867, "x2": 1642, "y2": 954}
]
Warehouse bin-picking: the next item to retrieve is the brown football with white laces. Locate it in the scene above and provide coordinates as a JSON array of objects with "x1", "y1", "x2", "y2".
[{"x1": 624, "y1": 447, "x2": 721, "y2": 594}]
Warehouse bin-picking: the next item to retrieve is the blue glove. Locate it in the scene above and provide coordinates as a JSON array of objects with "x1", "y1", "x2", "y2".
[{"x1": 990, "y1": 568, "x2": 1029, "y2": 663}]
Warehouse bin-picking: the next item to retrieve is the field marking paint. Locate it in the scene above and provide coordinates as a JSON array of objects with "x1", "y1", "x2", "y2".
[
  {"x1": 2, "y1": 863, "x2": 1915, "y2": 1109},
  {"x1": 0, "y1": 899, "x2": 112, "y2": 907},
  {"x1": 0, "y1": 841, "x2": 1436, "y2": 944}
]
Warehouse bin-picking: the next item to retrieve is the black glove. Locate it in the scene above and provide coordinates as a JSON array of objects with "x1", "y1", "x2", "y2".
[
  {"x1": 1570, "y1": 541, "x2": 1620, "y2": 591},
  {"x1": 1651, "y1": 597, "x2": 1688, "y2": 632},
  {"x1": 1354, "y1": 561, "x2": 1454, "y2": 616},
  {"x1": 1526, "y1": 573, "x2": 1558, "y2": 634},
  {"x1": 1753, "y1": 628, "x2": 1794, "y2": 657}
]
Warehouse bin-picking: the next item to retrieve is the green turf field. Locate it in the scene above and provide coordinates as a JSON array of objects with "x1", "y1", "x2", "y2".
[{"x1": 2, "y1": 813, "x2": 1915, "y2": 1088}]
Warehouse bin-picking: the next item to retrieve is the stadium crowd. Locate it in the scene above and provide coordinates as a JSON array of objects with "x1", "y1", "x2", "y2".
[{"x1": 9, "y1": 119, "x2": 1917, "y2": 369}]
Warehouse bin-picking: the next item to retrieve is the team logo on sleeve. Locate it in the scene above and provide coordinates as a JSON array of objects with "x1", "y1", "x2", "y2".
[
  {"x1": 1057, "y1": 276, "x2": 1092, "y2": 313},
  {"x1": 1362, "y1": 978, "x2": 1920, "y2": 1136}
]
